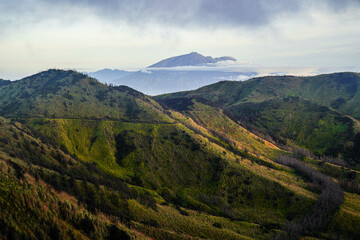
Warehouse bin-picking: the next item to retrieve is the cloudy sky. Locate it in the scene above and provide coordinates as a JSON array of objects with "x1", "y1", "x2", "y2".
[{"x1": 0, "y1": 0, "x2": 359, "y2": 79}]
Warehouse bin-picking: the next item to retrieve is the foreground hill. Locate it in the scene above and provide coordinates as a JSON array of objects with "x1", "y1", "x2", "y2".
[
  {"x1": 156, "y1": 72, "x2": 360, "y2": 164},
  {"x1": 0, "y1": 70, "x2": 359, "y2": 239}
]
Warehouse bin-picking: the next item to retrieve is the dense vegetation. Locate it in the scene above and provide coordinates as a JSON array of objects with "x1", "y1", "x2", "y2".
[
  {"x1": 156, "y1": 72, "x2": 360, "y2": 165},
  {"x1": 158, "y1": 96, "x2": 360, "y2": 239},
  {"x1": 1, "y1": 70, "x2": 360, "y2": 239},
  {"x1": 159, "y1": 72, "x2": 360, "y2": 116},
  {"x1": 226, "y1": 97, "x2": 360, "y2": 162},
  {"x1": 0, "y1": 69, "x2": 170, "y2": 122},
  {"x1": 0, "y1": 79, "x2": 11, "y2": 87},
  {"x1": 275, "y1": 155, "x2": 344, "y2": 239}
]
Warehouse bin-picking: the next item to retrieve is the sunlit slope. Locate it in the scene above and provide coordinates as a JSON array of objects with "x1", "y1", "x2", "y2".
[
  {"x1": 1, "y1": 70, "x2": 360, "y2": 239},
  {"x1": 28, "y1": 116, "x2": 314, "y2": 224},
  {"x1": 228, "y1": 97, "x2": 360, "y2": 159},
  {"x1": 156, "y1": 72, "x2": 360, "y2": 164},
  {"x1": 0, "y1": 70, "x2": 320, "y2": 239},
  {"x1": 158, "y1": 98, "x2": 280, "y2": 158},
  {"x1": 0, "y1": 117, "x2": 140, "y2": 239},
  {"x1": 2, "y1": 110, "x2": 360, "y2": 239}
]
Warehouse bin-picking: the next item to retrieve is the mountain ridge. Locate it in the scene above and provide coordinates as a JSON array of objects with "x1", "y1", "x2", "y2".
[
  {"x1": 0, "y1": 69, "x2": 171, "y2": 122},
  {"x1": 155, "y1": 72, "x2": 360, "y2": 164},
  {"x1": 158, "y1": 72, "x2": 360, "y2": 116},
  {"x1": 0, "y1": 69, "x2": 359, "y2": 239},
  {"x1": 86, "y1": 68, "x2": 132, "y2": 83}
]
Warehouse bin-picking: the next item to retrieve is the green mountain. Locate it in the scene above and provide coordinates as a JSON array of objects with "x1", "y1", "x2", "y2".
[
  {"x1": 0, "y1": 69, "x2": 171, "y2": 122},
  {"x1": 1, "y1": 70, "x2": 360, "y2": 239},
  {"x1": 156, "y1": 72, "x2": 360, "y2": 164},
  {"x1": 226, "y1": 97, "x2": 360, "y2": 162},
  {"x1": 158, "y1": 72, "x2": 360, "y2": 116}
]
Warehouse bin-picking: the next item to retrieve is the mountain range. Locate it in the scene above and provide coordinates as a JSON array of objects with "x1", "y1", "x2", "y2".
[
  {"x1": 86, "y1": 69, "x2": 132, "y2": 83},
  {"x1": 86, "y1": 52, "x2": 251, "y2": 95},
  {"x1": 0, "y1": 69, "x2": 359, "y2": 239},
  {"x1": 156, "y1": 72, "x2": 360, "y2": 164}
]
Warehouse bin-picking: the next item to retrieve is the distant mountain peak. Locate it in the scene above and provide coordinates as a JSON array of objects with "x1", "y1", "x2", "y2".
[
  {"x1": 148, "y1": 52, "x2": 237, "y2": 68},
  {"x1": 86, "y1": 68, "x2": 132, "y2": 83}
]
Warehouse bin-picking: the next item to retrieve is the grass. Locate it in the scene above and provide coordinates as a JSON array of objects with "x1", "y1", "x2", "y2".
[
  {"x1": 19, "y1": 115, "x2": 318, "y2": 238},
  {"x1": 1, "y1": 70, "x2": 360, "y2": 239},
  {"x1": 156, "y1": 72, "x2": 360, "y2": 165}
]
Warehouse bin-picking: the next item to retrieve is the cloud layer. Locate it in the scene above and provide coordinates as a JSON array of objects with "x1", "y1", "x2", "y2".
[
  {"x1": 1, "y1": 0, "x2": 359, "y2": 32},
  {"x1": 0, "y1": 0, "x2": 359, "y2": 80},
  {"x1": 56, "y1": 0, "x2": 360, "y2": 28}
]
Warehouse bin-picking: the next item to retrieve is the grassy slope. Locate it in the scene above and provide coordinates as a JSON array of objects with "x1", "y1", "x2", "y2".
[
  {"x1": 296, "y1": 72, "x2": 360, "y2": 118},
  {"x1": 0, "y1": 117, "x2": 137, "y2": 240},
  {"x1": 0, "y1": 70, "x2": 318, "y2": 239},
  {"x1": 0, "y1": 113, "x2": 316, "y2": 239},
  {"x1": 156, "y1": 94, "x2": 360, "y2": 239},
  {"x1": 155, "y1": 72, "x2": 360, "y2": 163},
  {"x1": 294, "y1": 156, "x2": 360, "y2": 239},
  {"x1": 28, "y1": 117, "x2": 314, "y2": 224},
  {"x1": 1, "y1": 70, "x2": 360, "y2": 239},
  {"x1": 1, "y1": 117, "x2": 261, "y2": 240},
  {"x1": 158, "y1": 72, "x2": 360, "y2": 117},
  {"x1": 0, "y1": 69, "x2": 171, "y2": 122},
  {"x1": 228, "y1": 97, "x2": 358, "y2": 157}
]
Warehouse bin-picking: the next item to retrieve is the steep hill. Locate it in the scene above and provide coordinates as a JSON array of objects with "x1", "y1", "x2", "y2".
[
  {"x1": 156, "y1": 72, "x2": 360, "y2": 164},
  {"x1": 0, "y1": 69, "x2": 314, "y2": 239},
  {"x1": 149, "y1": 52, "x2": 236, "y2": 68},
  {"x1": 158, "y1": 72, "x2": 360, "y2": 117},
  {"x1": 1, "y1": 69, "x2": 359, "y2": 239},
  {"x1": 0, "y1": 69, "x2": 170, "y2": 122},
  {"x1": 229, "y1": 97, "x2": 360, "y2": 160},
  {"x1": 156, "y1": 97, "x2": 360, "y2": 239}
]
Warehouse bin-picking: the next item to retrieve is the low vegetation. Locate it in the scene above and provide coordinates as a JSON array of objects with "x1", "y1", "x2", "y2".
[{"x1": 0, "y1": 70, "x2": 360, "y2": 239}]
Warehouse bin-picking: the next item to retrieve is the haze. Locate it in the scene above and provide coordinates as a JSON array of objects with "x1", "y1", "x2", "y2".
[{"x1": 0, "y1": 0, "x2": 359, "y2": 80}]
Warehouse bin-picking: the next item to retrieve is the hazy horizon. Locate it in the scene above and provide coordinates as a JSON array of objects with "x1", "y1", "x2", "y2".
[{"x1": 1, "y1": 0, "x2": 360, "y2": 80}]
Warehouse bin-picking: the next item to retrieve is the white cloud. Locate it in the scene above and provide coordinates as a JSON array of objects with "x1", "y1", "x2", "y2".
[
  {"x1": 0, "y1": 0, "x2": 359, "y2": 79},
  {"x1": 140, "y1": 69, "x2": 152, "y2": 74}
]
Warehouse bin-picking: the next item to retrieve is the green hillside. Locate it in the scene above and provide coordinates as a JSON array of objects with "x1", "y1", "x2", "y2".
[
  {"x1": 157, "y1": 72, "x2": 360, "y2": 117},
  {"x1": 228, "y1": 97, "x2": 360, "y2": 161},
  {"x1": 0, "y1": 69, "x2": 171, "y2": 122},
  {"x1": 1, "y1": 70, "x2": 360, "y2": 239},
  {"x1": 156, "y1": 72, "x2": 360, "y2": 165}
]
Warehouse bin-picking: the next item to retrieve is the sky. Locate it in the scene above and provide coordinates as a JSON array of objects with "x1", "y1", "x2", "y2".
[{"x1": 0, "y1": 0, "x2": 359, "y2": 80}]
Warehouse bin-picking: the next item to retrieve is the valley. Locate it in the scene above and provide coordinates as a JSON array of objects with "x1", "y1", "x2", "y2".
[{"x1": 0, "y1": 70, "x2": 359, "y2": 239}]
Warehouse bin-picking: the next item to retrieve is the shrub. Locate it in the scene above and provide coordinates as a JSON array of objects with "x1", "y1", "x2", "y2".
[
  {"x1": 212, "y1": 222, "x2": 222, "y2": 228},
  {"x1": 276, "y1": 155, "x2": 344, "y2": 239}
]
